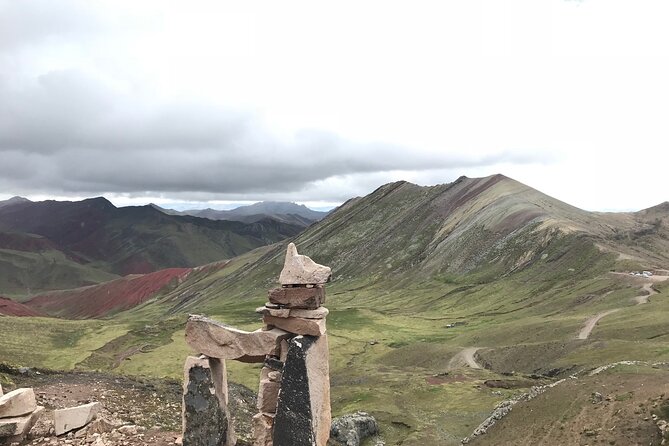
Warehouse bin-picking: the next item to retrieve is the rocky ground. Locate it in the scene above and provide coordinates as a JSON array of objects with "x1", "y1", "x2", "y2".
[{"x1": 1, "y1": 365, "x2": 257, "y2": 446}]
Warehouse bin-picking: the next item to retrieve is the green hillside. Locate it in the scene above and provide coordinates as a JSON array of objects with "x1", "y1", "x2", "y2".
[{"x1": 2, "y1": 174, "x2": 668, "y2": 445}]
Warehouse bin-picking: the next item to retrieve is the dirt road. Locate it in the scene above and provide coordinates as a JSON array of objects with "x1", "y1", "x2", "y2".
[
  {"x1": 633, "y1": 282, "x2": 657, "y2": 305},
  {"x1": 578, "y1": 309, "x2": 620, "y2": 340},
  {"x1": 579, "y1": 274, "x2": 667, "y2": 339},
  {"x1": 448, "y1": 347, "x2": 482, "y2": 369}
]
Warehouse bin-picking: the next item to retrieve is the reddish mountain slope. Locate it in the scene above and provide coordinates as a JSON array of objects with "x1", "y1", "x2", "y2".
[
  {"x1": 0, "y1": 296, "x2": 43, "y2": 317},
  {"x1": 26, "y1": 268, "x2": 192, "y2": 319}
]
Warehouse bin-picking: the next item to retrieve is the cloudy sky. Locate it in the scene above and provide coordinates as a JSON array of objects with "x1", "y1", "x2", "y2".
[{"x1": 0, "y1": 0, "x2": 667, "y2": 211}]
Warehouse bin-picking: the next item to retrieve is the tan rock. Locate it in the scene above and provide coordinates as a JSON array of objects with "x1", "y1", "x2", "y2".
[
  {"x1": 257, "y1": 379, "x2": 281, "y2": 413},
  {"x1": 86, "y1": 417, "x2": 119, "y2": 435},
  {"x1": 268, "y1": 371, "x2": 282, "y2": 382},
  {"x1": 289, "y1": 307, "x2": 329, "y2": 319},
  {"x1": 257, "y1": 306, "x2": 329, "y2": 319},
  {"x1": 279, "y1": 339, "x2": 289, "y2": 362},
  {"x1": 0, "y1": 383, "x2": 3, "y2": 396},
  {"x1": 185, "y1": 315, "x2": 289, "y2": 362},
  {"x1": 268, "y1": 287, "x2": 325, "y2": 309},
  {"x1": 0, "y1": 405, "x2": 44, "y2": 441},
  {"x1": 263, "y1": 314, "x2": 327, "y2": 336},
  {"x1": 256, "y1": 307, "x2": 290, "y2": 318},
  {"x1": 279, "y1": 243, "x2": 331, "y2": 285},
  {"x1": 91, "y1": 437, "x2": 107, "y2": 446},
  {"x1": 54, "y1": 402, "x2": 101, "y2": 436},
  {"x1": 252, "y1": 413, "x2": 274, "y2": 446},
  {"x1": 0, "y1": 388, "x2": 37, "y2": 418},
  {"x1": 306, "y1": 335, "x2": 331, "y2": 446}
]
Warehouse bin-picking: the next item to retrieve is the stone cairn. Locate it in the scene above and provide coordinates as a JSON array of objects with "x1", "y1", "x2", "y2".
[{"x1": 183, "y1": 243, "x2": 332, "y2": 446}]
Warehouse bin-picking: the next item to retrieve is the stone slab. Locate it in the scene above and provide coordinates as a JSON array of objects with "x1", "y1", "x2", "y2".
[
  {"x1": 0, "y1": 406, "x2": 44, "y2": 441},
  {"x1": 186, "y1": 315, "x2": 289, "y2": 362},
  {"x1": 273, "y1": 335, "x2": 331, "y2": 446},
  {"x1": 279, "y1": 243, "x2": 331, "y2": 285},
  {"x1": 0, "y1": 383, "x2": 3, "y2": 396},
  {"x1": 182, "y1": 356, "x2": 232, "y2": 446},
  {"x1": 257, "y1": 379, "x2": 281, "y2": 413},
  {"x1": 268, "y1": 287, "x2": 325, "y2": 309},
  {"x1": 54, "y1": 402, "x2": 101, "y2": 436},
  {"x1": 263, "y1": 314, "x2": 327, "y2": 336},
  {"x1": 257, "y1": 306, "x2": 329, "y2": 319},
  {"x1": 0, "y1": 388, "x2": 37, "y2": 418}
]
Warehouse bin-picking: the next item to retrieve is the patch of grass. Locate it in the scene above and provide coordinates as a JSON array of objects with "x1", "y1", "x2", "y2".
[{"x1": 0, "y1": 316, "x2": 127, "y2": 370}]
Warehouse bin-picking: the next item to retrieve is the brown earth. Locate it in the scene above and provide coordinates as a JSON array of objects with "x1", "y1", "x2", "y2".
[
  {"x1": 0, "y1": 297, "x2": 43, "y2": 317},
  {"x1": 0, "y1": 366, "x2": 257, "y2": 446},
  {"x1": 469, "y1": 364, "x2": 669, "y2": 446}
]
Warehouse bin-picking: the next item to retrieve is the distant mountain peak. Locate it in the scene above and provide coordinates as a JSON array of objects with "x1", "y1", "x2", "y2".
[
  {"x1": 165, "y1": 200, "x2": 329, "y2": 228},
  {"x1": 0, "y1": 196, "x2": 32, "y2": 209},
  {"x1": 81, "y1": 196, "x2": 117, "y2": 210}
]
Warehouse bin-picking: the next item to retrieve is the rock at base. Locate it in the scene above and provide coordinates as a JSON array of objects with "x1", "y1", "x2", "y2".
[
  {"x1": 273, "y1": 335, "x2": 331, "y2": 446},
  {"x1": 0, "y1": 405, "x2": 44, "y2": 442},
  {"x1": 54, "y1": 402, "x2": 101, "y2": 436},
  {"x1": 0, "y1": 388, "x2": 37, "y2": 418},
  {"x1": 330, "y1": 412, "x2": 379, "y2": 446},
  {"x1": 182, "y1": 356, "x2": 232, "y2": 446},
  {"x1": 267, "y1": 287, "x2": 325, "y2": 309},
  {"x1": 252, "y1": 413, "x2": 274, "y2": 446},
  {"x1": 186, "y1": 315, "x2": 289, "y2": 362},
  {"x1": 263, "y1": 315, "x2": 327, "y2": 336},
  {"x1": 0, "y1": 383, "x2": 3, "y2": 396},
  {"x1": 279, "y1": 243, "x2": 332, "y2": 285},
  {"x1": 256, "y1": 379, "x2": 281, "y2": 413},
  {"x1": 257, "y1": 306, "x2": 329, "y2": 320}
]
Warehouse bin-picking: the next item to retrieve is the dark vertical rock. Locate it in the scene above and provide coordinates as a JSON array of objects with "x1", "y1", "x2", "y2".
[
  {"x1": 273, "y1": 335, "x2": 331, "y2": 446},
  {"x1": 182, "y1": 356, "x2": 229, "y2": 446}
]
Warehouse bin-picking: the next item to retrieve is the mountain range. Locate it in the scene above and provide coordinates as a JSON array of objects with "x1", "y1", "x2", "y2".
[
  {"x1": 153, "y1": 200, "x2": 329, "y2": 227},
  {"x1": 0, "y1": 196, "x2": 302, "y2": 296},
  {"x1": 1, "y1": 174, "x2": 668, "y2": 445}
]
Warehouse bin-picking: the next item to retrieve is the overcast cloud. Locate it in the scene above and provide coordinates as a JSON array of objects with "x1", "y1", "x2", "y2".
[{"x1": 1, "y1": 1, "x2": 668, "y2": 210}]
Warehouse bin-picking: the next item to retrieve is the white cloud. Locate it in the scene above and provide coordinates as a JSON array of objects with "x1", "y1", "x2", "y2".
[{"x1": 0, "y1": 0, "x2": 667, "y2": 210}]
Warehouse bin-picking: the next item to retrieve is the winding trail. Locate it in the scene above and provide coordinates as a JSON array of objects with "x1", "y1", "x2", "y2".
[
  {"x1": 633, "y1": 282, "x2": 657, "y2": 304},
  {"x1": 578, "y1": 309, "x2": 620, "y2": 340},
  {"x1": 578, "y1": 274, "x2": 668, "y2": 339},
  {"x1": 448, "y1": 347, "x2": 482, "y2": 369}
]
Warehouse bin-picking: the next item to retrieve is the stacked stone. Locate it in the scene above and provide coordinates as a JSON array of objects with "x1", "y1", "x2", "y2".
[
  {"x1": 0, "y1": 388, "x2": 44, "y2": 443},
  {"x1": 253, "y1": 242, "x2": 332, "y2": 446},
  {"x1": 183, "y1": 243, "x2": 332, "y2": 446}
]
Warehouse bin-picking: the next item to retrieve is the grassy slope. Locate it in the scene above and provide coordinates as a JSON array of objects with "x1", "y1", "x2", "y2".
[
  {"x1": 0, "y1": 248, "x2": 120, "y2": 298},
  {"x1": 1, "y1": 175, "x2": 668, "y2": 444}
]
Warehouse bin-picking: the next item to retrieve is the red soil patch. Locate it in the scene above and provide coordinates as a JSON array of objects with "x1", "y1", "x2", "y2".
[
  {"x1": 26, "y1": 268, "x2": 192, "y2": 319},
  {"x1": 0, "y1": 296, "x2": 44, "y2": 317}
]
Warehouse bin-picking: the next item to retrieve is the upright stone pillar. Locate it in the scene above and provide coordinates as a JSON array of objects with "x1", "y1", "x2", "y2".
[
  {"x1": 182, "y1": 356, "x2": 233, "y2": 446},
  {"x1": 273, "y1": 335, "x2": 331, "y2": 446}
]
